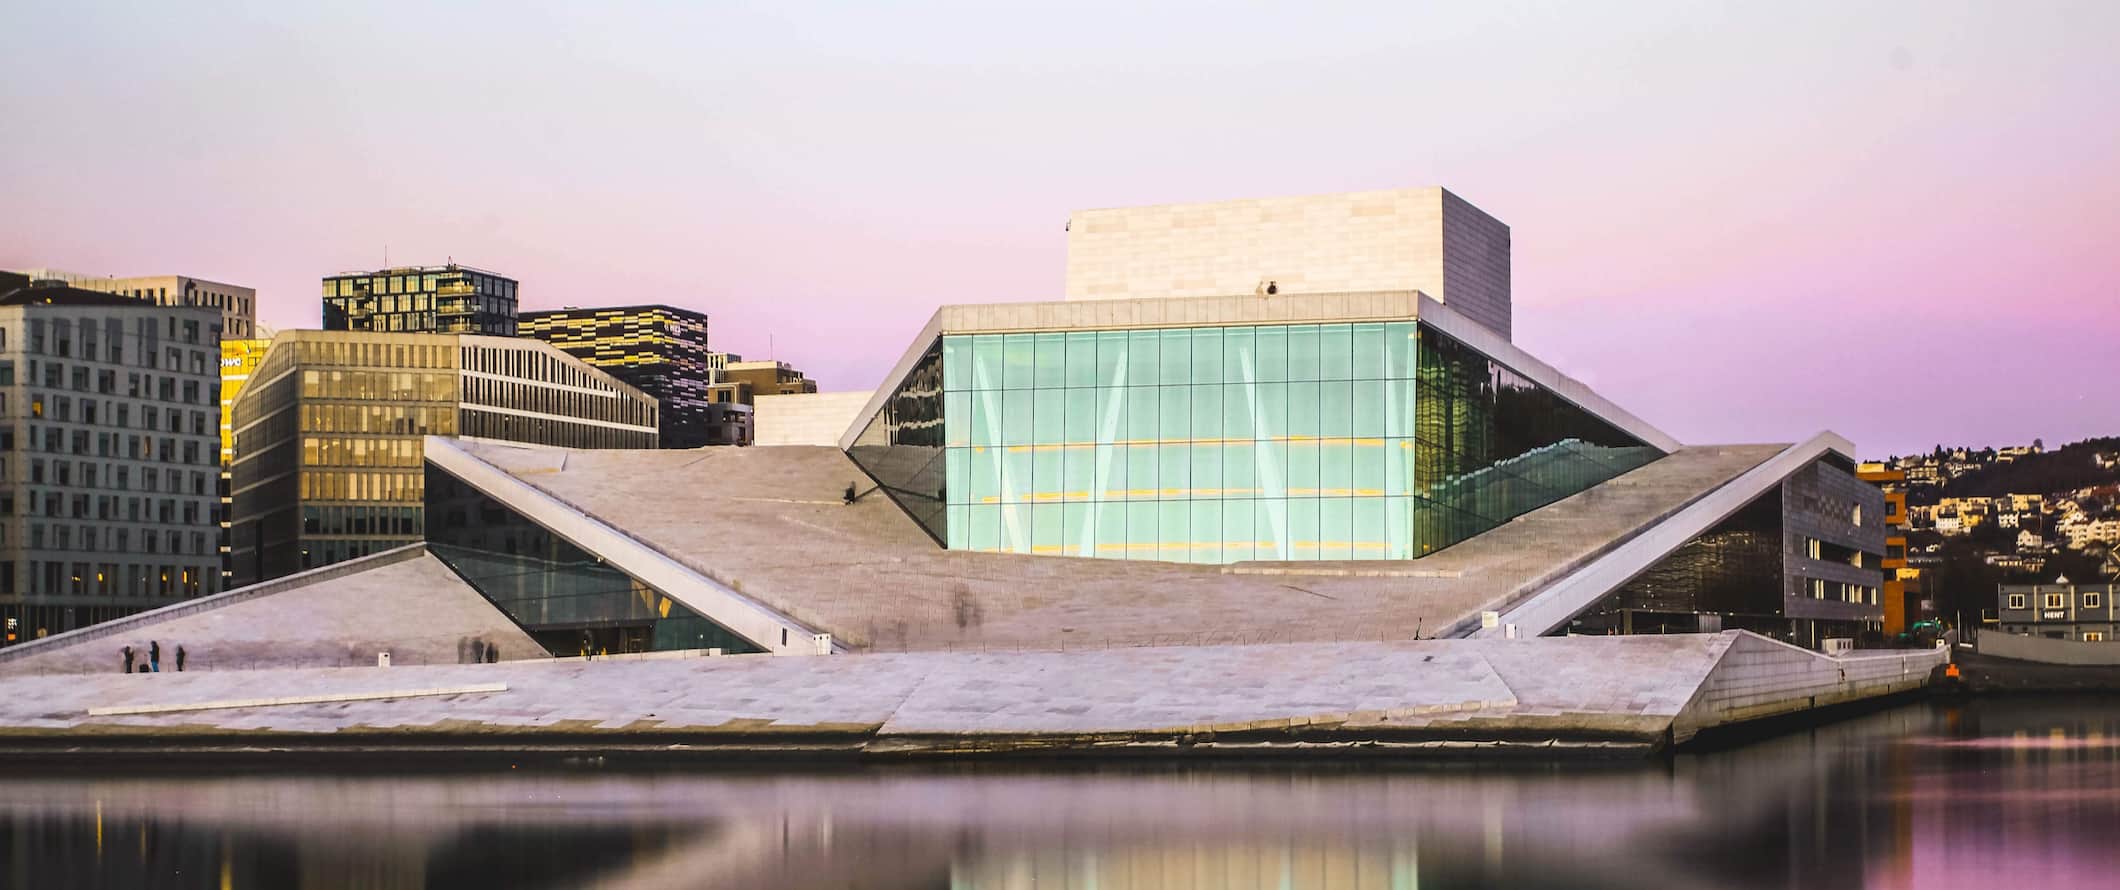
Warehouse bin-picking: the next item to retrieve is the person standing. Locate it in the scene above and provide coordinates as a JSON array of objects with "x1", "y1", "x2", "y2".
[
  {"x1": 149, "y1": 640, "x2": 161, "y2": 673},
  {"x1": 122, "y1": 645, "x2": 135, "y2": 674},
  {"x1": 175, "y1": 646, "x2": 187, "y2": 672}
]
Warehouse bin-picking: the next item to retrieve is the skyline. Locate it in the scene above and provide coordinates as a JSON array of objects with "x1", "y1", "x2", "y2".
[{"x1": 4, "y1": 1, "x2": 2116, "y2": 457}]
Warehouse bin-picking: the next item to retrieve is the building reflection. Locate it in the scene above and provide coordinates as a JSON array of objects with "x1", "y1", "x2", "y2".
[{"x1": 4, "y1": 698, "x2": 2120, "y2": 889}]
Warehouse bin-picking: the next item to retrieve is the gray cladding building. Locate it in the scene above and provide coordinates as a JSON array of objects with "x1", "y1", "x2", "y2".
[{"x1": 0, "y1": 279, "x2": 225, "y2": 642}]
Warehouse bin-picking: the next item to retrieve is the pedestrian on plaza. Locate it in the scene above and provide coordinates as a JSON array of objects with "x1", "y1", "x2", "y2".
[
  {"x1": 486, "y1": 642, "x2": 498, "y2": 663},
  {"x1": 149, "y1": 640, "x2": 161, "y2": 673},
  {"x1": 122, "y1": 645, "x2": 135, "y2": 674},
  {"x1": 175, "y1": 646, "x2": 186, "y2": 672}
]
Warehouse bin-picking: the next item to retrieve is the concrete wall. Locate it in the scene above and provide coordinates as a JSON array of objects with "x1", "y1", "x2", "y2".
[
  {"x1": 1065, "y1": 187, "x2": 1510, "y2": 339},
  {"x1": 754, "y1": 391, "x2": 873, "y2": 447},
  {"x1": 1977, "y1": 630, "x2": 2120, "y2": 665},
  {"x1": 1672, "y1": 633, "x2": 1944, "y2": 742},
  {"x1": 1781, "y1": 459, "x2": 1888, "y2": 624}
]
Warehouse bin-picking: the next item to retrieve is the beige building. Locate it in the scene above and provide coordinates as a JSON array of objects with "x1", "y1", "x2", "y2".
[
  {"x1": 11, "y1": 269, "x2": 259, "y2": 339},
  {"x1": 1063, "y1": 186, "x2": 1512, "y2": 339}
]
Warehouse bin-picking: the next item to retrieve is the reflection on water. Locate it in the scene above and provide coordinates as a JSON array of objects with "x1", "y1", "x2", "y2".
[{"x1": 4, "y1": 696, "x2": 2120, "y2": 889}]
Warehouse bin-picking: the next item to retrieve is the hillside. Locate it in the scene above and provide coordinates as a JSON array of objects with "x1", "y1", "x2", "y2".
[{"x1": 1939, "y1": 437, "x2": 2120, "y2": 499}]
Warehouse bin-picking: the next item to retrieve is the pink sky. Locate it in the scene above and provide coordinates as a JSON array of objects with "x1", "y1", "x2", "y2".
[{"x1": 4, "y1": 1, "x2": 2114, "y2": 456}]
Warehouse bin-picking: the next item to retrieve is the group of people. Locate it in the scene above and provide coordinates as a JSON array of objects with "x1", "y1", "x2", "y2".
[{"x1": 121, "y1": 641, "x2": 185, "y2": 673}]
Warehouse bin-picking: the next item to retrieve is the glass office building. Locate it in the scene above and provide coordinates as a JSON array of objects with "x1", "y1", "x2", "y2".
[
  {"x1": 519, "y1": 305, "x2": 729, "y2": 448},
  {"x1": 321, "y1": 264, "x2": 518, "y2": 335},
  {"x1": 229, "y1": 331, "x2": 657, "y2": 584},
  {"x1": 850, "y1": 320, "x2": 1660, "y2": 564}
]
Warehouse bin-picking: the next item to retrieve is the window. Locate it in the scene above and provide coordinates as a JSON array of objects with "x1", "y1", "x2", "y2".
[
  {"x1": 2087, "y1": 632, "x2": 2106, "y2": 642},
  {"x1": 2046, "y1": 593, "x2": 2067, "y2": 609},
  {"x1": 2007, "y1": 593, "x2": 2027, "y2": 610},
  {"x1": 2087, "y1": 593, "x2": 2104, "y2": 609}
]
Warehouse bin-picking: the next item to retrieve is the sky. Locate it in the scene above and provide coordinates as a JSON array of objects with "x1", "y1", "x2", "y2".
[{"x1": 2, "y1": 0, "x2": 2115, "y2": 458}]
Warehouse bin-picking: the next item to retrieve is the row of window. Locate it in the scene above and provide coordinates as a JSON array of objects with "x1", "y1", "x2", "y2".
[
  {"x1": 300, "y1": 505, "x2": 421, "y2": 538},
  {"x1": 14, "y1": 523, "x2": 214, "y2": 555},
  {"x1": 942, "y1": 381, "x2": 1422, "y2": 448},
  {"x1": 462, "y1": 373, "x2": 654, "y2": 429},
  {"x1": 0, "y1": 559, "x2": 213, "y2": 598},
  {"x1": 5, "y1": 360, "x2": 216, "y2": 405},
  {"x1": 943, "y1": 324, "x2": 1422, "y2": 392},
  {"x1": 323, "y1": 271, "x2": 517, "y2": 300},
  {"x1": 1804, "y1": 537, "x2": 1873, "y2": 568},
  {"x1": 7, "y1": 316, "x2": 211, "y2": 360},
  {"x1": 1806, "y1": 577, "x2": 1879, "y2": 605},
  {"x1": 297, "y1": 469, "x2": 424, "y2": 503},
  {"x1": 7, "y1": 458, "x2": 212, "y2": 495},
  {"x1": 5, "y1": 491, "x2": 212, "y2": 526},
  {"x1": 2, "y1": 425, "x2": 211, "y2": 466},
  {"x1": 21, "y1": 393, "x2": 213, "y2": 436},
  {"x1": 2008, "y1": 591, "x2": 2106, "y2": 610}
]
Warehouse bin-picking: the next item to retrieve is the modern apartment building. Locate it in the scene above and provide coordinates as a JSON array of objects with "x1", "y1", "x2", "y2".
[
  {"x1": 228, "y1": 331, "x2": 657, "y2": 585},
  {"x1": 11, "y1": 268, "x2": 259, "y2": 339},
  {"x1": 519, "y1": 305, "x2": 728, "y2": 448},
  {"x1": 321, "y1": 264, "x2": 518, "y2": 335},
  {"x1": 0, "y1": 281, "x2": 225, "y2": 643}
]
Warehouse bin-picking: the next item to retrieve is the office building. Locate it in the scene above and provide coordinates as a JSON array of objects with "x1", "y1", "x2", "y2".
[
  {"x1": 11, "y1": 268, "x2": 259, "y2": 339},
  {"x1": 1998, "y1": 583, "x2": 2118, "y2": 641},
  {"x1": 519, "y1": 305, "x2": 730, "y2": 448},
  {"x1": 0, "y1": 280, "x2": 225, "y2": 642},
  {"x1": 321, "y1": 264, "x2": 517, "y2": 335},
  {"x1": 228, "y1": 331, "x2": 656, "y2": 584}
]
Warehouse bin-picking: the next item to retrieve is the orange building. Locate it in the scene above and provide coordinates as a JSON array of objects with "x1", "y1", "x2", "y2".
[{"x1": 1858, "y1": 462, "x2": 1921, "y2": 635}]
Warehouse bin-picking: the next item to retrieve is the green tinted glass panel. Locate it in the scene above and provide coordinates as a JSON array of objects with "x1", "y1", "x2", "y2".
[{"x1": 919, "y1": 321, "x2": 1662, "y2": 564}]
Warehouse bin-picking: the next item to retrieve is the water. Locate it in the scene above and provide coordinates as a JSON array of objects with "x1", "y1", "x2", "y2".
[{"x1": 3, "y1": 695, "x2": 2118, "y2": 889}]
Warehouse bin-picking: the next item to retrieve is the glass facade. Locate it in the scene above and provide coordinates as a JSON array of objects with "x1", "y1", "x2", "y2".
[
  {"x1": 425, "y1": 465, "x2": 759, "y2": 655},
  {"x1": 1571, "y1": 490, "x2": 1787, "y2": 636},
  {"x1": 229, "y1": 332, "x2": 659, "y2": 585},
  {"x1": 321, "y1": 265, "x2": 518, "y2": 336},
  {"x1": 1407, "y1": 324, "x2": 1663, "y2": 554},
  {"x1": 850, "y1": 321, "x2": 1663, "y2": 564},
  {"x1": 519, "y1": 306, "x2": 725, "y2": 448}
]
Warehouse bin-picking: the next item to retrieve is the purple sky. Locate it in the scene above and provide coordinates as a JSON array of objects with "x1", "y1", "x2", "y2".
[{"x1": 4, "y1": 1, "x2": 2114, "y2": 457}]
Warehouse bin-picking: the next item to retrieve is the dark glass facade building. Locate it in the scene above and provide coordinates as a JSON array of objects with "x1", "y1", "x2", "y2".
[
  {"x1": 322, "y1": 264, "x2": 518, "y2": 335},
  {"x1": 518, "y1": 305, "x2": 728, "y2": 448},
  {"x1": 424, "y1": 465, "x2": 759, "y2": 655},
  {"x1": 850, "y1": 320, "x2": 1659, "y2": 564},
  {"x1": 229, "y1": 332, "x2": 657, "y2": 585}
]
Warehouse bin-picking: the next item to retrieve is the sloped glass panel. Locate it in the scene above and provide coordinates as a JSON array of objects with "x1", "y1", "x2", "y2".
[
  {"x1": 424, "y1": 464, "x2": 761, "y2": 655},
  {"x1": 846, "y1": 338, "x2": 948, "y2": 544}
]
